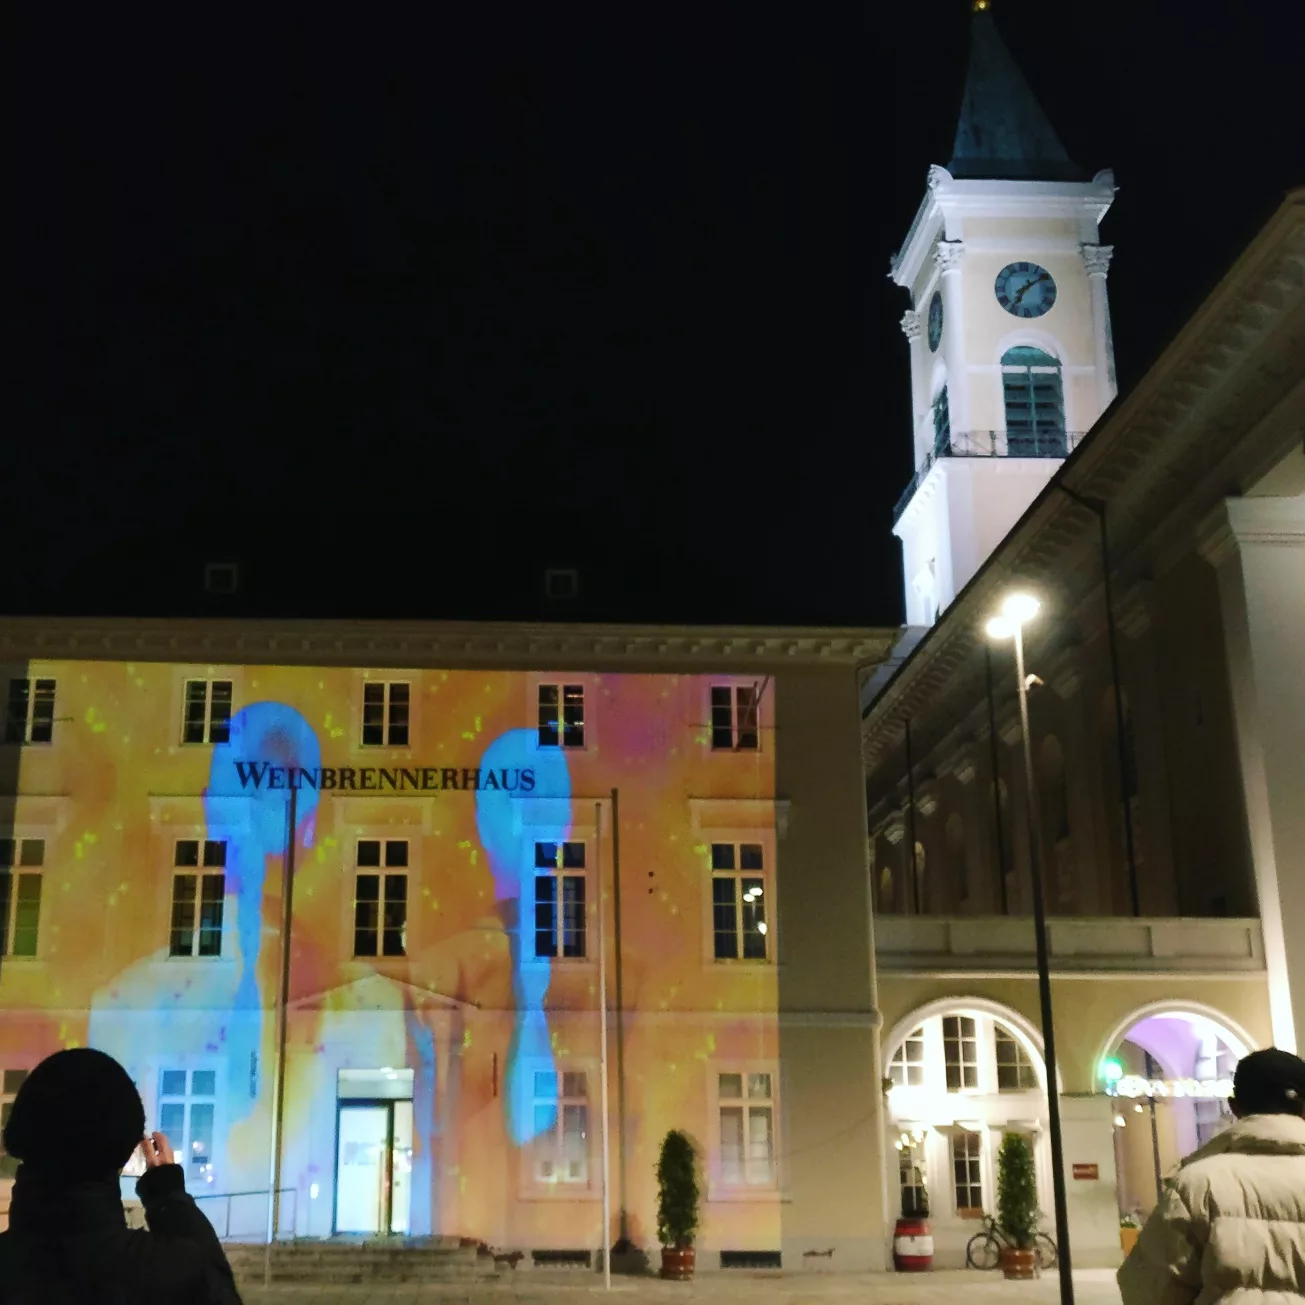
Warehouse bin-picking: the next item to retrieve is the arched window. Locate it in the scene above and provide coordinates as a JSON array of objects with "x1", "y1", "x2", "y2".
[
  {"x1": 883, "y1": 1006, "x2": 1048, "y2": 1221},
  {"x1": 932, "y1": 386, "x2": 951, "y2": 457},
  {"x1": 1001, "y1": 346, "x2": 1065, "y2": 456}
]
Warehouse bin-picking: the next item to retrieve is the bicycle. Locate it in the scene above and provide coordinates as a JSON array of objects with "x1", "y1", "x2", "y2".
[{"x1": 965, "y1": 1213, "x2": 1057, "y2": 1271}]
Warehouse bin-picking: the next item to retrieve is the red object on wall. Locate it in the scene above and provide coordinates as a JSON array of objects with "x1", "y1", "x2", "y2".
[{"x1": 1072, "y1": 1163, "x2": 1100, "y2": 1181}]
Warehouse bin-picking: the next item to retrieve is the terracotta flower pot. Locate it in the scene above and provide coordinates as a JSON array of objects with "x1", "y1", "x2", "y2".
[
  {"x1": 1120, "y1": 1227, "x2": 1140, "y2": 1256},
  {"x1": 1001, "y1": 1246, "x2": 1038, "y2": 1280},
  {"x1": 660, "y1": 1246, "x2": 695, "y2": 1280}
]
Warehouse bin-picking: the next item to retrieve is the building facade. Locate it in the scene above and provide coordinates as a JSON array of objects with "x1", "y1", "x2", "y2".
[
  {"x1": 865, "y1": 182, "x2": 1305, "y2": 1268},
  {"x1": 0, "y1": 621, "x2": 900, "y2": 1270}
]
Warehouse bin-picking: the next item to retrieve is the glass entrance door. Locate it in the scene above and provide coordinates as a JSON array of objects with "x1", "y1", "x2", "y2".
[
  {"x1": 334, "y1": 1068, "x2": 416, "y2": 1236},
  {"x1": 335, "y1": 1104, "x2": 390, "y2": 1234}
]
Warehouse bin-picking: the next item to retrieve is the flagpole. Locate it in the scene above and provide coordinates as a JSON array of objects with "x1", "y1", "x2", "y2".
[
  {"x1": 265, "y1": 783, "x2": 298, "y2": 1286},
  {"x1": 596, "y1": 800, "x2": 612, "y2": 1290}
]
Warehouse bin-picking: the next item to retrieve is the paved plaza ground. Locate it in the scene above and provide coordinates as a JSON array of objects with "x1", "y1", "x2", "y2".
[{"x1": 238, "y1": 1268, "x2": 1123, "y2": 1305}]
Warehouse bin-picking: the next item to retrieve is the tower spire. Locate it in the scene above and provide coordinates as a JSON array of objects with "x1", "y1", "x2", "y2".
[{"x1": 948, "y1": 6, "x2": 1082, "y2": 182}]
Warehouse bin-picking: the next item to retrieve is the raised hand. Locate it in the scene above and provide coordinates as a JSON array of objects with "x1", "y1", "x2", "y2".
[{"x1": 141, "y1": 1131, "x2": 176, "y2": 1167}]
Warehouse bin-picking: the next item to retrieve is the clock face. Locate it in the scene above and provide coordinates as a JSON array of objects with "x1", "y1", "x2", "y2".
[
  {"x1": 995, "y1": 262, "x2": 1057, "y2": 318},
  {"x1": 927, "y1": 292, "x2": 943, "y2": 351}
]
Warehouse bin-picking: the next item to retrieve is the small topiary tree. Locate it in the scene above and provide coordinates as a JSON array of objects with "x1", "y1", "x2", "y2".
[
  {"x1": 996, "y1": 1133, "x2": 1039, "y2": 1250},
  {"x1": 656, "y1": 1130, "x2": 700, "y2": 1249}
]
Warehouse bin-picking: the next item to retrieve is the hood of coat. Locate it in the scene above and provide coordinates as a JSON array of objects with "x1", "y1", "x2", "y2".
[{"x1": 1179, "y1": 1112, "x2": 1305, "y2": 1168}]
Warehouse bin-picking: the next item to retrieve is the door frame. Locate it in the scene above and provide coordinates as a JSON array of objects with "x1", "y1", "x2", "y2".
[{"x1": 332, "y1": 1097, "x2": 398, "y2": 1236}]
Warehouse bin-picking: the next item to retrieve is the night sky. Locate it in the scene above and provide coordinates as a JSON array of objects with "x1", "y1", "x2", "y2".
[{"x1": 9, "y1": 2, "x2": 1300, "y2": 626}]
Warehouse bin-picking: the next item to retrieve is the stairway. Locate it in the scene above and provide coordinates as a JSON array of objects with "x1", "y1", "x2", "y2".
[{"x1": 224, "y1": 1238, "x2": 502, "y2": 1285}]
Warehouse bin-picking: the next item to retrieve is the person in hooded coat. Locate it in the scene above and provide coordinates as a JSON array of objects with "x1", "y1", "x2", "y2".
[
  {"x1": 0, "y1": 1047, "x2": 243, "y2": 1305},
  {"x1": 1118, "y1": 1046, "x2": 1305, "y2": 1304}
]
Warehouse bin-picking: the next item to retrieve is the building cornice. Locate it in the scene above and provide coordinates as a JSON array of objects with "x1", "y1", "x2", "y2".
[
  {"x1": 0, "y1": 615, "x2": 898, "y2": 671},
  {"x1": 865, "y1": 188, "x2": 1305, "y2": 774},
  {"x1": 890, "y1": 167, "x2": 1117, "y2": 291}
]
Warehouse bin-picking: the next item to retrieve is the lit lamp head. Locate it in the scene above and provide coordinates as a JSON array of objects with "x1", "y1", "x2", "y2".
[{"x1": 986, "y1": 592, "x2": 1041, "y2": 641}]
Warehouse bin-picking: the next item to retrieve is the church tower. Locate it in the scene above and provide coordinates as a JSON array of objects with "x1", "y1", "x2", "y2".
[{"x1": 891, "y1": 1, "x2": 1117, "y2": 627}]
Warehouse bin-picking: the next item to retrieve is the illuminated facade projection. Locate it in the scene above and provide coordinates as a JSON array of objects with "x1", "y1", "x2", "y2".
[{"x1": 0, "y1": 621, "x2": 895, "y2": 1269}]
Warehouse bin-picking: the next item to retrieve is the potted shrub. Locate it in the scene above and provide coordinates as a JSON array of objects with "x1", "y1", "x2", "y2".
[
  {"x1": 1119, "y1": 1212, "x2": 1141, "y2": 1257},
  {"x1": 996, "y1": 1133, "x2": 1040, "y2": 1280},
  {"x1": 656, "y1": 1130, "x2": 699, "y2": 1280}
]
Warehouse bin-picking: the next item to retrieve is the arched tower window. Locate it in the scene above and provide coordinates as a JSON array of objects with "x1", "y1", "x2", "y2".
[
  {"x1": 1001, "y1": 346, "x2": 1065, "y2": 456},
  {"x1": 932, "y1": 386, "x2": 951, "y2": 457}
]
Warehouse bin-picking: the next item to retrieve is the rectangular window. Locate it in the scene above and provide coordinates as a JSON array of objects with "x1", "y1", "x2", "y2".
[
  {"x1": 943, "y1": 1015, "x2": 979, "y2": 1091},
  {"x1": 889, "y1": 1027, "x2": 927, "y2": 1088},
  {"x1": 353, "y1": 839, "x2": 408, "y2": 957},
  {"x1": 4, "y1": 679, "x2": 56, "y2": 745},
  {"x1": 710, "y1": 685, "x2": 759, "y2": 751},
  {"x1": 718, "y1": 1071, "x2": 776, "y2": 1187},
  {"x1": 0, "y1": 1069, "x2": 31, "y2": 1178},
  {"x1": 711, "y1": 843, "x2": 767, "y2": 961},
  {"x1": 951, "y1": 1131, "x2": 984, "y2": 1215},
  {"x1": 158, "y1": 1068, "x2": 218, "y2": 1180},
  {"x1": 361, "y1": 682, "x2": 410, "y2": 747},
  {"x1": 537, "y1": 684, "x2": 585, "y2": 749},
  {"x1": 532, "y1": 1070, "x2": 589, "y2": 1184},
  {"x1": 994, "y1": 1026, "x2": 1039, "y2": 1092},
  {"x1": 533, "y1": 841, "x2": 586, "y2": 959},
  {"x1": 899, "y1": 1143, "x2": 928, "y2": 1217},
  {"x1": 170, "y1": 840, "x2": 226, "y2": 957},
  {"x1": 0, "y1": 838, "x2": 44, "y2": 957},
  {"x1": 181, "y1": 679, "x2": 233, "y2": 745}
]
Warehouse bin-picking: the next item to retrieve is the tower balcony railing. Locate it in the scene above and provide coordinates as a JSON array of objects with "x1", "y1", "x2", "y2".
[{"x1": 892, "y1": 429, "x2": 1086, "y2": 524}]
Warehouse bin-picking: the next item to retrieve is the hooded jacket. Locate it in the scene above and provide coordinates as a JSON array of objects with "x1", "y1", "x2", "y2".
[
  {"x1": 1118, "y1": 1112, "x2": 1305, "y2": 1305},
  {"x1": 0, "y1": 1163, "x2": 244, "y2": 1305}
]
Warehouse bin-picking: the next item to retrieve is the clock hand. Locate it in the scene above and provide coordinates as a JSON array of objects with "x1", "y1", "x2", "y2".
[{"x1": 1012, "y1": 272, "x2": 1048, "y2": 307}]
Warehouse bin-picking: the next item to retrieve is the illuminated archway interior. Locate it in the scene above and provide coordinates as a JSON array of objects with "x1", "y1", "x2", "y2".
[{"x1": 1103, "y1": 1011, "x2": 1247, "y2": 1222}]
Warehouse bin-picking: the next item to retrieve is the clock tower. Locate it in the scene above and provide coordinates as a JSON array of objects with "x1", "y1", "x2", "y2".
[{"x1": 891, "y1": 2, "x2": 1117, "y2": 627}]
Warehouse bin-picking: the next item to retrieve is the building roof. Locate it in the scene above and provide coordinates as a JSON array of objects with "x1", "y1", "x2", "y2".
[
  {"x1": 948, "y1": 10, "x2": 1084, "y2": 183},
  {"x1": 0, "y1": 612, "x2": 895, "y2": 671}
]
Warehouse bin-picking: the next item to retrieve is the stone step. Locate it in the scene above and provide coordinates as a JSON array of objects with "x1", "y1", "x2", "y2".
[{"x1": 225, "y1": 1241, "x2": 500, "y2": 1284}]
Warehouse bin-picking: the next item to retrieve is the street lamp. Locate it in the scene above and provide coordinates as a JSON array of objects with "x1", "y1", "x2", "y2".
[{"x1": 987, "y1": 592, "x2": 1075, "y2": 1303}]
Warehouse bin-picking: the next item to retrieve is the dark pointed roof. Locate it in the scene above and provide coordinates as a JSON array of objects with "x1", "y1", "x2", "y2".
[{"x1": 948, "y1": 10, "x2": 1084, "y2": 182}]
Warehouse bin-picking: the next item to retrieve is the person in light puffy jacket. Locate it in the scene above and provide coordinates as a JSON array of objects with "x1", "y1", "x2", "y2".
[
  {"x1": 0, "y1": 1047, "x2": 243, "y2": 1305},
  {"x1": 1118, "y1": 1046, "x2": 1305, "y2": 1304}
]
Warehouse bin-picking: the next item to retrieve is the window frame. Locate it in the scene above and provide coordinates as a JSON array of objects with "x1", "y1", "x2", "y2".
[
  {"x1": 532, "y1": 840, "x2": 589, "y2": 961},
  {"x1": 181, "y1": 679, "x2": 234, "y2": 746},
  {"x1": 529, "y1": 1068, "x2": 592, "y2": 1188},
  {"x1": 360, "y1": 679, "x2": 412, "y2": 748},
  {"x1": 712, "y1": 1064, "x2": 780, "y2": 1196},
  {"x1": 943, "y1": 1014, "x2": 981, "y2": 1092},
  {"x1": 994, "y1": 1023, "x2": 1041, "y2": 1093},
  {"x1": 352, "y1": 837, "x2": 410, "y2": 958},
  {"x1": 950, "y1": 1128, "x2": 985, "y2": 1217},
  {"x1": 709, "y1": 840, "x2": 770, "y2": 964},
  {"x1": 709, "y1": 683, "x2": 761, "y2": 752},
  {"x1": 156, "y1": 1066, "x2": 221, "y2": 1187},
  {"x1": 168, "y1": 839, "x2": 227, "y2": 958},
  {"x1": 889, "y1": 1026, "x2": 927, "y2": 1088},
  {"x1": 536, "y1": 683, "x2": 586, "y2": 750},
  {"x1": 3, "y1": 678, "x2": 57, "y2": 746},
  {"x1": 0, "y1": 837, "x2": 45, "y2": 958}
]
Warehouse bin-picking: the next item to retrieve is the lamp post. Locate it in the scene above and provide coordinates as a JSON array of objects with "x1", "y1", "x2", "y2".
[{"x1": 987, "y1": 593, "x2": 1074, "y2": 1303}]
